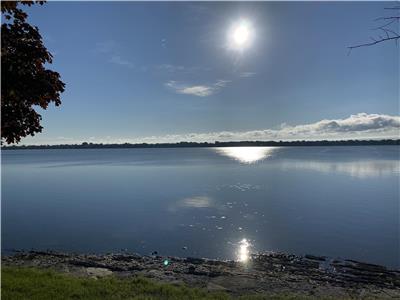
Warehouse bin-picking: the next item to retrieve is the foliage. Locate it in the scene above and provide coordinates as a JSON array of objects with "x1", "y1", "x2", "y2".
[{"x1": 1, "y1": 1, "x2": 65, "y2": 144}]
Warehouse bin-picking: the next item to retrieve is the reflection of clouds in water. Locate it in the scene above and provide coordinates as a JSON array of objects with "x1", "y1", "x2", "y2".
[
  {"x1": 214, "y1": 147, "x2": 277, "y2": 164},
  {"x1": 168, "y1": 196, "x2": 213, "y2": 212},
  {"x1": 180, "y1": 196, "x2": 212, "y2": 208},
  {"x1": 216, "y1": 183, "x2": 262, "y2": 192},
  {"x1": 281, "y1": 160, "x2": 400, "y2": 178}
]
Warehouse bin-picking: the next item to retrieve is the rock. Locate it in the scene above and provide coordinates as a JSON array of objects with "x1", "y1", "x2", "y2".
[
  {"x1": 208, "y1": 270, "x2": 223, "y2": 278},
  {"x1": 188, "y1": 266, "x2": 196, "y2": 274},
  {"x1": 86, "y1": 267, "x2": 113, "y2": 278},
  {"x1": 305, "y1": 254, "x2": 326, "y2": 261},
  {"x1": 187, "y1": 265, "x2": 209, "y2": 276},
  {"x1": 185, "y1": 257, "x2": 204, "y2": 264},
  {"x1": 112, "y1": 254, "x2": 140, "y2": 262},
  {"x1": 206, "y1": 282, "x2": 227, "y2": 292}
]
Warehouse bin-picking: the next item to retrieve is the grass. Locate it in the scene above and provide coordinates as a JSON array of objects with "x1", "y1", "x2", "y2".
[
  {"x1": 3, "y1": 266, "x2": 223, "y2": 300},
  {"x1": 1, "y1": 266, "x2": 338, "y2": 300}
]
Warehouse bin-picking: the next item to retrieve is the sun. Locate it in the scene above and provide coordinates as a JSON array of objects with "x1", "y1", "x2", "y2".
[
  {"x1": 228, "y1": 19, "x2": 254, "y2": 51},
  {"x1": 233, "y1": 23, "x2": 250, "y2": 46}
]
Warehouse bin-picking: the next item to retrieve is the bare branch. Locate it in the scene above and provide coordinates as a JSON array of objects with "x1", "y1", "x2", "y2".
[
  {"x1": 349, "y1": 6, "x2": 400, "y2": 50},
  {"x1": 348, "y1": 36, "x2": 400, "y2": 49},
  {"x1": 373, "y1": 18, "x2": 397, "y2": 30},
  {"x1": 375, "y1": 16, "x2": 400, "y2": 21}
]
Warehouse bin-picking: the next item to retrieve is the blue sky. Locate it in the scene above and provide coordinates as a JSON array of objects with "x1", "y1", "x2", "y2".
[{"x1": 20, "y1": 1, "x2": 399, "y2": 144}]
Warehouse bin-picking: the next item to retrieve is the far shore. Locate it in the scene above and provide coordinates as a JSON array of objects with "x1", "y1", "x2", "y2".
[
  {"x1": 3, "y1": 250, "x2": 399, "y2": 298},
  {"x1": 2, "y1": 139, "x2": 399, "y2": 150}
]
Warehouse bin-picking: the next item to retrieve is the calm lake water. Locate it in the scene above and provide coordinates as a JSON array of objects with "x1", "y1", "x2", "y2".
[{"x1": 2, "y1": 146, "x2": 399, "y2": 268}]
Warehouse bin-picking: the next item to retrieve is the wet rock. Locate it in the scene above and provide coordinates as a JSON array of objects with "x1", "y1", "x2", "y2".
[
  {"x1": 185, "y1": 257, "x2": 204, "y2": 264},
  {"x1": 112, "y1": 254, "x2": 141, "y2": 262},
  {"x1": 305, "y1": 254, "x2": 326, "y2": 261}
]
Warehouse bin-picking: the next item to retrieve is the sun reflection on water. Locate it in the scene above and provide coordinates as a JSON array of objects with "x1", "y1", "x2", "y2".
[
  {"x1": 215, "y1": 147, "x2": 277, "y2": 164},
  {"x1": 237, "y1": 238, "x2": 251, "y2": 262}
]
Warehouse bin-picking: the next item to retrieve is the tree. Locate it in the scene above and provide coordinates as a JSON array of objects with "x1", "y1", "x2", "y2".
[
  {"x1": 349, "y1": 6, "x2": 400, "y2": 51},
  {"x1": 1, "y1": 1, "x2": 65, "y2": 144}
]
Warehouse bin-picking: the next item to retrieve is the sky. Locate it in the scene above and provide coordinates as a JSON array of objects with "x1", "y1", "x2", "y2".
[{"x1": 19, "y1": 1, "x2": 399, "y2": 144}]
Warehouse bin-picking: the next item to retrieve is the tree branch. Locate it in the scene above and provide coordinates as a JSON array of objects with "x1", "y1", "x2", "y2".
[
  {"x1": 348, "y1": 36, "x2": 400, "y2": 49},
  {"x1": 349, "y1": 6, "x2": 400, "y2": 50}
]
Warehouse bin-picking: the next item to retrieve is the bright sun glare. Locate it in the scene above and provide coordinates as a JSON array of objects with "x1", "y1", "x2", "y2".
[
  {"x1": 229, "y1": 20, "x2": 253, "y2": 50},
  {"x1": 215, "y1": 147, "x2": 276, "y2": 164},
  {"x1": 234, "y1": 23, "x2": 250, "y2": 45}
]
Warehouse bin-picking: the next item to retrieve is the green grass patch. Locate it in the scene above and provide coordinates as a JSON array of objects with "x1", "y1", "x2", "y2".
[
  {"x1": 1, "y1": 266, "x2": 335, "y2": 300},
  {"x1": 3, "y1": 266, "x2": 223, "y2": 300}
]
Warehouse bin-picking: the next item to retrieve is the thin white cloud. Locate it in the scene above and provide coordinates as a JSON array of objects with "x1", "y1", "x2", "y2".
[
  {"x1": 94, "y1": 40, "x2": 118, "y2": 54},
  {"x1": 214, "y1": 79, "x2": 231, "y2": 87},
  {"x1": 180, "y1": 85, "x2": 214, "y2": 97},
  {"x1": 94, "y1": 41, "x2": 134, "y2": 69},
  {"x1": 156, "y1": 64, "x2": 211, "y2": 74},
  {"x1": 109, "y1": 55, "x2": 134, "y2": 68},
  {"x1": 239, "y1": 72, "x2": 256, "y2": 78},
  {"x1": 158, "y1": 64, "x2": 186, "y2": 73},
  {"x1": 165, "y1": 79, "x2": 231, "y2": 97}
]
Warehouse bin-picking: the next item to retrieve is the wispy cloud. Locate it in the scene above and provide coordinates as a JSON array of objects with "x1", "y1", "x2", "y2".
[
  {"x1": 158, "y1": 64, "x2": 186, "y2": 73},
  {"x1": 94, "y1": 41, "x2": 134, "y2": 69},
  {"x1": 94, "y1": 40, "x2": 118, "y2": 54},
  {"x1": 239, "y1": 72, "x2": 256, "y2": 78},
  {"x1": 109, "y1": 55, "x2": 134, "y2": 68},
  {"x1": 156, "y1": 64, "x2": 211, "y2": 74},
  {"x1": 165, "y1": 79, "x2": 231, "y2": 97}
]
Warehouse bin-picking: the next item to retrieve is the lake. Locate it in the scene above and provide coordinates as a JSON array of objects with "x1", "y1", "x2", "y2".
[{"x1": 2, "y1": 146, "x2": 399, "y2": 268}]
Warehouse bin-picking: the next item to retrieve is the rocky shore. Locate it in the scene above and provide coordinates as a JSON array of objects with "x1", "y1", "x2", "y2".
[{"x1": 3, "y1": 250, "x2": 400, "y2": 298}]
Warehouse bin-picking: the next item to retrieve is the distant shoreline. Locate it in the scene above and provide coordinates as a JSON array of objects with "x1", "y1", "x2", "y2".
[{"x1": 2, "y1": 139, "x2": 400, "y2": 150}]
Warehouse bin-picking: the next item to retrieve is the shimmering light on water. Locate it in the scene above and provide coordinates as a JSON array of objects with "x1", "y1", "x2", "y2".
[
  {"x1": 2, "y1": 146, "x2": 399, "y2": 268},
  {"x1": 214, "y1": 147, "x2": 276, "y2": 164},
  {"x1": 237, "y1": 238, "x2": 251, "y2": 262}
]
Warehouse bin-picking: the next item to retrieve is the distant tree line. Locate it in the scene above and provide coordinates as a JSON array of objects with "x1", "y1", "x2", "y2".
[{"x1": 2, "y1": 139, "x2": 399, "y2": 150}]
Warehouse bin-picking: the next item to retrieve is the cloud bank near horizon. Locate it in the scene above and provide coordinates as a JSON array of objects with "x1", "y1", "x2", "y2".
[{"x1": 21, "y1": 113, "x2": 400, "y2": 145}]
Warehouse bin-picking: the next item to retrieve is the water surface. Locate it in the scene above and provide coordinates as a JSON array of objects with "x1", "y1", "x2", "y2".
[{"x1": 2, "y1": 146, "x2": 399, "y2": 268}]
